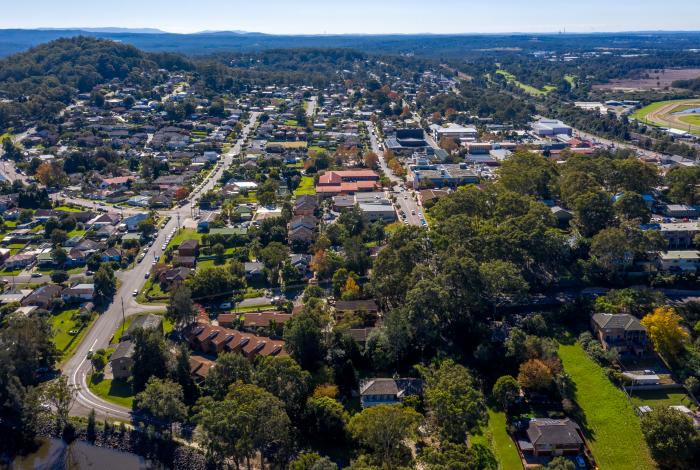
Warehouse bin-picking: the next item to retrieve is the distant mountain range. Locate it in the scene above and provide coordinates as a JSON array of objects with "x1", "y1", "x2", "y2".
[
  {"x1": 1, "y1": 28, "x2": 700, "y2": 59},
  {"x1": 37, "y1": 27, "x2": 167, "y2": 34}
]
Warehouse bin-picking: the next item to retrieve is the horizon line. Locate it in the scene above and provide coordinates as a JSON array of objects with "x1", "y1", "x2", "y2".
[{"x1": 4, "y1": 27, "x2": 700, "y2": 36}]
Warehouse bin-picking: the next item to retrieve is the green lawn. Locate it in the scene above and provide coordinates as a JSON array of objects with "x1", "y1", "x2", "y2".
[
  {"x1": 564, "y1": 74, "x2": 576, "y2": 88},
  {"x1": 270, "y1": 141, "x2": 307, "y2": 149},
  {"x1": 233, "y1": 303, "x2": 276, "y2": 313},
  {"x1": 169, "y1": 228, "x2": 202, "y2": 250},
  {"x1": 111, "y1": 312, "x2": 171, "y2": 344},
  {"x1": 0, "y1": 268, "x2": 23, "y2": 275},
  {"x1": 137, "y1": 277, "x2": 168, "y2": 304},
  {"x1": 471, "y1": 409, "x2": 523, "y2": 470},
  {"x1": 629, "y1": 389, "x2": 695, "y2": 410},
  {"x1": 51, "y1": 308, "x2": 95, "y2": 361},
  {"x1": 679, "y1": 114, "x2": 700, "y2": 127},
  {"x1": 55, "y1": 205, "x2": 82, "y2": 213},
  {"x1": 294, "y1": 176, "x2": 316, "y2": 196},
  {"x1": 284, "y1": 119, "x2": 299, "y2": 126},
  {"x1": 88, "y1": 374, "x2": 135, "y2": 408},
  {"x1": 495, "y1": 69, "x2": 553, "y2": 96},
  {"x1": 559, "y1": 343, "x2": 656, "y2": 470}
]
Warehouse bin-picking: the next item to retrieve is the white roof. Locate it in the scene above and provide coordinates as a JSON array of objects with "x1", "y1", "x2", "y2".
[{"x1": 659, "y1": 251, "x2": 700, "y2": 260}]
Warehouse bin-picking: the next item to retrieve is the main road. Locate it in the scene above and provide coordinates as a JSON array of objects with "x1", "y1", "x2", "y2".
[
  {"x1": 365, "y1": 120, "x2": 425, "y2": 226},
  {"x1": 64, "y1": 112, "x2": 259, "y2": 420}
]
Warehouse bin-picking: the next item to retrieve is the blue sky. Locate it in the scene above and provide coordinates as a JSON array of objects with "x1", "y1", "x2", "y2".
[{"x1": 2, "y1": 0, "x2": 699, "y2": 34}]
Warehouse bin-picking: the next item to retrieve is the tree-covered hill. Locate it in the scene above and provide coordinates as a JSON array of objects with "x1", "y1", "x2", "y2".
[{"x1": 0, "y1": 36, "x2": 193, "y2": 131}]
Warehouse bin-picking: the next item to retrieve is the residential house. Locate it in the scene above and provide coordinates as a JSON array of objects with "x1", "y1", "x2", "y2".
[
  {"x1": 657, "y1": 250, "x2": 700, "y2": 272},
  {"x1": 62, "y1": 283, "x2": 95, "y2": 303},
  {"x1": 178, "y1": 239, "x2": 200, "y2": 257},
  {"x1": 288, "y1": 215, "x2": 317, "y2": 245},
  {"x1": 359, "y1": 378, "x2": 423, "y2": 408},
  {"x1": 658, "y1": 222, "x2": 698, "y2": 249},
  {"x1": 521, "y1": 418, "x2": 584, "y2": 457},
  {"x1": 174, "y1": 256, "x2": 196, "y2": 269},
  {"x1": 186, "y1": 323, "x2": 286, "y2": 360},
  {"x1": 4, "y1": 253, "x2": 36, "y2": 270},
  {"x1": 101, "y1": 247, "x2": 122, "y2": 263},
  {"x1": 123, "y1": 213, "x2": 149, "y2": 231},
  {"x1": 335, "y1": 299, "x2": 379, "y2": 317},
  {"x1": 21, "y1": 284, "x2": 64, "y2": 310},
  {"x1": 159, "y1": 266, "x2": 192, "y2": 286},
  {"x1": 110, "y1": 341, "x2": 135, "y2": 379},
  {"x1": 244, "y1": 261, "x2": 265, "y2": 281},
  {"x1": 591, "y1": 313, "x2": 650, "y2": 356},
  {"x1": 121, "y1": 314, "x2": 163, "y2": 341},
  {"x1": 664, "y1": 204, "x2": 698, "y2": 219},
  {"x1": 293, "y1": 195, "x2": 318, "y2": 216},
  {"x1": 87, "y1": 212, "x2": 121, "y2": 229},
  {"x1": 189, "y1": 356, "x2": 215, "y2": 383},
  {"x1": 242, "y1": 311, "x2": 293, "y2": 329}
]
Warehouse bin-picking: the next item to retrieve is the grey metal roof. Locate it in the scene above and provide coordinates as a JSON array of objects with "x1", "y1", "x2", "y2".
[{"x1": 592, "y1": 313, "x2": 646, "y2": 332}]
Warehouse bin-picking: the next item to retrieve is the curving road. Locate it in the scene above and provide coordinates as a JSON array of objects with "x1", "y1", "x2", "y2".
[{"x1": 63, "y1": 112, "x2": 260, "y2": 420}]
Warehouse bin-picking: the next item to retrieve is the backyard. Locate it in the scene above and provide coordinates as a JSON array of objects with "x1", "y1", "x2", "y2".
[
  {"x1": 51, "y1": 307, "x2": 95, "y2": 361},
  {"x1": 293, "y1": 176, "x2": 316, "y2": 196},
  {"x1": 110, "y1": 312, "x2": 171, "y2": 344},
  {"x1": 471, "y1": 408, "x2": 523, "y2": 470},
  {"x1": 559, "y1": 343, "x2": 656, "y2": 470}
]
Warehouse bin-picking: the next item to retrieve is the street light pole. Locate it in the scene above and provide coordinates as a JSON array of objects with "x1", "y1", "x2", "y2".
[{"x1": 120, "y1": 296, "x2": 125, "y2": 339}]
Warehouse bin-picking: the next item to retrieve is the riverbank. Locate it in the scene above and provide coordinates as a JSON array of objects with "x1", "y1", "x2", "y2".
[{"x1": 3, "y1": 416, "x2": 206, "y2": 470}]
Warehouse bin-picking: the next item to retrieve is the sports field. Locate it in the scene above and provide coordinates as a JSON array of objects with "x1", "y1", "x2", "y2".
[{"x1": 632, "y1": 98, "x2": 700, "y2": 135}]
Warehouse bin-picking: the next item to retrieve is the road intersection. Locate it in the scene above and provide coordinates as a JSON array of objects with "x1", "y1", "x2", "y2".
[{"x1": 61, "y1": 112, "x2": 259, "y2": 420}]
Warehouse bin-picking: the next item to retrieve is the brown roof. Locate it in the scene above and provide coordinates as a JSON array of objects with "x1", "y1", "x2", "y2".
[
  {"x1": 217, "y1": 313, "x2": 237, "y2": 326},
  {"x1": 243, "y1": 311, "x2": 292, "y2": 327}
]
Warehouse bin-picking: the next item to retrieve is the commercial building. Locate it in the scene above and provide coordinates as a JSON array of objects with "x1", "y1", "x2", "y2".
[
  {"x1": 429, "y1": 123, "x2": 478, "y2": 142},
  {"x1": 409, "y1": 163, "x2": 479, "y2": 189},
  {"x1": 531, "y1": 118, "x2": 573, "y2": 137}
]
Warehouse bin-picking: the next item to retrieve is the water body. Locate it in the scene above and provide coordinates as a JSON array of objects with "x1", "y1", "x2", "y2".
[
  {"x1": 673, "y1": 107, "x2": 700, "y2": 114},
  {"x1": 11, "y1": 438, "x2": 154, "y2": 470}
]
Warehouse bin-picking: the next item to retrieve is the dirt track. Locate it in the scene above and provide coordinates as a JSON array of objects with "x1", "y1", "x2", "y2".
[{"x1": 645, "y1": 99, "x2": 700, "y2": 131}]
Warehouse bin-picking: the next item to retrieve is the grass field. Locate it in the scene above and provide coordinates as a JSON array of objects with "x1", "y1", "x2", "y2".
[
  {"x1": 88, "y1": 374, "x2": 135, "y2": 408},
  {"x1": 54, "y1": 205, "x2": 82, "y2": 212},
  {"x1": 564, "y1": 74, "x2": 576, "y2": 88},
  {"x1": 270, "y1": 141, "x2": 308, "y2": 149},
  {"x1": 631, "y1": 99, "x2": 686, "y2": 121},
  {"x1": 169, "y1": 228, "x2": 202, "y2": 249},
  {"x1": 137, "y1": 277, "x2": 168, "y2": 304},
  {"x1": 294, "y1": 176, "x2": 316, "y2": 196},
  {"x1": 471, "y1": 409, "x2": 523, "y2": 470},
  {"x1": 630, "y1": 99, "x2": 700, "y2": 135},
  {"x1": 629, "y1": 389, "x2": 695, "y2": 409},
  {"x1": 559, "y1": 343, "x2": 656, "y2": 470},
  {"x1": 679, "y1": 114, "x2": 700, "y2": 127},
  {"x1": 111, "y1": 312, "x2": 172, "y2": 344},
  {"x1": 51, "y1": 308, "x2": 96, "y2": 361},
  {"x1": 495, "y1": 69, "x2": 553, "y2": 97}
]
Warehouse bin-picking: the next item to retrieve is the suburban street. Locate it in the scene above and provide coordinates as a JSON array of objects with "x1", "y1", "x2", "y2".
[
  {"x1": 305, "y1": 95, "x2": 317, "y2": 118},
  {"x1": 365, "y1": 120, "x2": 424, "y2": 226},
  {"x1": 63, "y1": 112, "x2": 260, "y2": 420}
]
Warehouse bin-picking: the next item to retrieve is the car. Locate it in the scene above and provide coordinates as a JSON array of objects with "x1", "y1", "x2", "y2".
[
  {"x1": 161, "y1": 245, "x2": 167, "y2": 250},
  {"x1": 411, "y1": 209, "x2": 416, "y2": 215},
  {"x1": 575, "y1": 456, "x2": 585, "y2": 468},
  {"x1": 219, "y1": 302, "x2": 232, "y2": 309},
  {"x1": 144, "y1": 272, "x2": 150, "y2": 279},
  {"x1": 403, "y1": 195, "x2": 408, "y2": 199},
  {"x1": 31, "y1": 272, "x2": 42, "y2": 278},
  {"x1": 132, "y1": 290, "x2": 138, "y2": 297}
]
